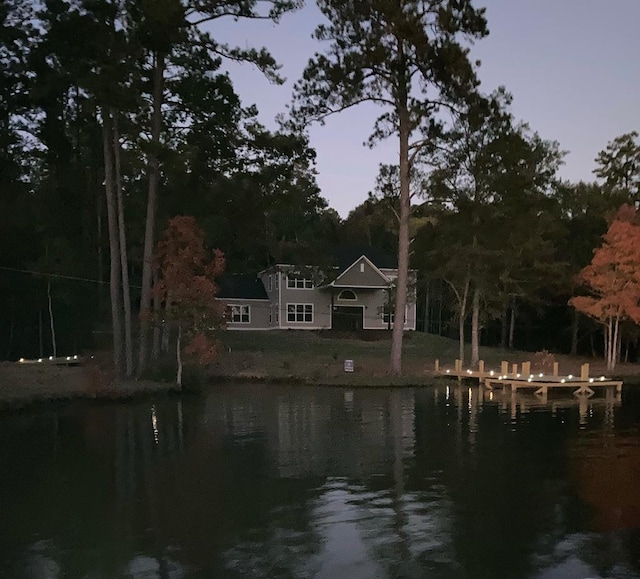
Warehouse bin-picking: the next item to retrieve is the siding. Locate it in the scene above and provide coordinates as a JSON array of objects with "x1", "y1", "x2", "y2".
[
  {"x1": 222, "y1": 298, "x2": 271, "y2": 330},
  {"x1": 333, "y1": 257, "x2": 389, "y2": 287}
]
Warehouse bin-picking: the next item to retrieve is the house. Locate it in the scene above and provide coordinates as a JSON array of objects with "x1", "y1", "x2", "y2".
[{"x1": 217, "y1": 248, "x2": 417, "y2": 331}]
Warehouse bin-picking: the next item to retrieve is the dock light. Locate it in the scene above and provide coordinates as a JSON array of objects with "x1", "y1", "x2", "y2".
[
  {"x1": 66, "y1": 356, "x2": 71, "y2": 361},
  {"x1": 73, "y1": 355, "x2": 78, "y2": 360},
  {"x1": 446, "y1": 369, "x2": 450, "y2": 373},
  {"x1": 467, "y1": 369, "x2": 472, "y2": 374},
  {"x1": 527, "y1": 378, "x2": 532, "y2": 382},
  {"x1": 516, "y1": 373, "x2": 521, "y2": 378},
  {"x1": 19, "y1": 358, "x2": 24, "y2": 363},
  {"x1": 599, "y1": 376, "x2": 605, "y2": 381},
  {"x1": 490, "y1": 370, "x2": 494, "y2": 376},
  {"x1": 539, "y1": 373, "x2": 544, "y2": 377},
  {"x1": 589, "y1": 378, "x2": 594, "y2": 383},
  {"x1": 560, "y1": 379, "x2": 566, "y2": 383},
  {"x1": 568, "y1": 374, "x2": 573, "y2": 379},
  {"x1": 38, "y1": 358, "x2": 42, "y2": 362},
  {"x1": 49, "y1": 356, "x2": 53, "y2": 360},
  {"x1": 529, "y1": 374, "x2": 534, "y2": 379}
]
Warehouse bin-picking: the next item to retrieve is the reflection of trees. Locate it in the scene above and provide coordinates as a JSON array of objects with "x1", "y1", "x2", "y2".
[{"x1": 2, "y1": 384, "x2": 640, "y2": 577}]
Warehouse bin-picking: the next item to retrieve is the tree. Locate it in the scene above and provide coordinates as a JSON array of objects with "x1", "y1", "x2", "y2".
[
  {"x1": 135, "y1": 0, "x2": 301, "y2": 377},
  {"x1": 152, "y1": 216, "x2": 226, "y2": 386},
  {"x1": 292, "y1": 0, "x2": 487, "y2": 375},
  {"x1": 569, "y1": 205, "x2": 640, "y2": 371},
  {"x1": 594, "y1": 131, "x2": 640, "y2": 199}
]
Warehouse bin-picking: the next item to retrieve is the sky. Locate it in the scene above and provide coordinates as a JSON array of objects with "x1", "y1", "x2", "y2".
[{"x1": 208, "y1": 0, "x2": 640, "y2": 218}]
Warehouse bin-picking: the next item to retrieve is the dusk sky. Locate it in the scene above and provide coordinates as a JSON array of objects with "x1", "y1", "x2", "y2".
[{"x1": 210, "y1": 1, "x2": 640, "y2": 217}]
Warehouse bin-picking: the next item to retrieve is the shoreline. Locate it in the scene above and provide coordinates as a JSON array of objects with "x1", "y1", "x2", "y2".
[{"x1": 1, "y1": 360, "x2": 638, "y2": 411}]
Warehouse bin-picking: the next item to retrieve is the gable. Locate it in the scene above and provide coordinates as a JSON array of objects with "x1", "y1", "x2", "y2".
[{"x1": 333, "y1": 256, "x2": 390, "y2": 288}]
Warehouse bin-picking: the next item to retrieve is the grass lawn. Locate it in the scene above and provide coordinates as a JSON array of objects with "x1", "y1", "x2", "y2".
[{"x1": 212, "y1": 330, "x2": 599, "y2": 385}]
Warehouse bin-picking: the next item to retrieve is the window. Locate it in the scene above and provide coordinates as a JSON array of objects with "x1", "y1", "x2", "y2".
[
  {"x1": 287, "y1": 276, "x2": 314, "y2": 289},
  {"x1": 338, "y1": 290, "x2": 357, "y2": 301},
  {"x1": 267, "y1": 275, "x2": 273, "y2": 291},
  {"x1": 275, "y1": 274, "x2": 279, "y2": 289},
  {"x1": 287, "y1": 303, "x2": 313, "y2": 323},
  {"x1": 230, "y1": 305, "x2": 250, "y2": 324},
  {"x1": 382, "y1": 305, "x2": 407, "y2": 326},
  {"x1": 360, "y1": 263, "x2": 365, "y2": 272},
  {"x1": 275, "y1": 307, "x2": 279, "y2": 323}
]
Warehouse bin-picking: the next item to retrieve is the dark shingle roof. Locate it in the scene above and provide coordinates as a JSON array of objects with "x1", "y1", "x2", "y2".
[
  {"x1": 333, "y1": 246, "x2": 397, "y2": 271},
  {"x1": 217, "y1": 274, "x2": 268, "y2": 300}
]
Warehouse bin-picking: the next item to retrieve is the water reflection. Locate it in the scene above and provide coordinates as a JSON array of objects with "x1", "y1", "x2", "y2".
[{"x1": 0, "y1": 383, "x2": 639, "y2": 578}]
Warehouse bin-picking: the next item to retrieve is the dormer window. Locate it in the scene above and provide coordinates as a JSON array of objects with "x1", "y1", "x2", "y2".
[{"x1": 338, "y1": 290, "x2": 357, "y2": 301}]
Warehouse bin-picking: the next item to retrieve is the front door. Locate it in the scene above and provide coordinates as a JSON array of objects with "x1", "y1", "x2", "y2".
[{"x1": 332, "y1": 306, "x2": 363, "y2": 331}]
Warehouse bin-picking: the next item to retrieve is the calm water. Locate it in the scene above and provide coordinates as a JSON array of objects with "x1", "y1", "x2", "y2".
[{"x1": 1, "y1": 383, "x2": 640, "y2": 579}]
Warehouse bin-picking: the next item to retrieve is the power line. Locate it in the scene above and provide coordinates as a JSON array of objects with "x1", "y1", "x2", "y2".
[{"x1": 0, "y1": 266, "x2": 142, "y2": 288}]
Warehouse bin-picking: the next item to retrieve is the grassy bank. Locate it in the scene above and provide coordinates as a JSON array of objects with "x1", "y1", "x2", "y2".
[
  {"x1": 213, "y1": 330, "x2": 640, "y2": 385},
  {"x1": 2, "y1": 330, "x2": 638, "y2": 409},
  {"x1": 0, "y1": 362, "x2": 179, "y2": 410}
]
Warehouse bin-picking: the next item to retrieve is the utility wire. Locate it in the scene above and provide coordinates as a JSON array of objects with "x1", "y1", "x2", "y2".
[{"x1": 0, "y1": 266, "x2": 142, "y2": 288}]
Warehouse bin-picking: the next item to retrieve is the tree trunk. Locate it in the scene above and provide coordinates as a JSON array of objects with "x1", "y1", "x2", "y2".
[
  {"x1": 176, "y1": 323, "x2": 182, "y2": 387},
  {"x1": 471, "y1": 286, "x2": 480, "y2": 366},
  {"x1": 390, "y1": 51, "x2": 410, "y2": 377},
  {"x1": 456, "y1": 274, "x2": 470, "y2": 365},
  {"x1": 137, "y1": 50, "x2": 165, "y2": 378},
  {"x1": 570, "y1": 309, "x2": 579, "y2": 356},
  {"x1": 102, "y1": 111, "x2": 124, "y2": 376},
  {"x1": 152, "y1": 267, "x2": 161, "y2": 361},
  {"x1": 508, "y1": 297, "x2": 516, "y2": 349},
  {"x1": 47, "y1": 280, "x2": 57, "y2": 358},
  {"x1": 500, "y1": 301, "x2": 508, "y2": 349},
  {"x1": 112, "y1": 110, "x2": 133, "y2": 377},
  {"x1": 423, "y1": 279, "x2": 430, "y2": 333}
]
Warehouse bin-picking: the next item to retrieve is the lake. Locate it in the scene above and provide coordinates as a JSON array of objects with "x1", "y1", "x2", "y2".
[{"x1": 1, "y1": 382, "x2": 639, "y2": 578}]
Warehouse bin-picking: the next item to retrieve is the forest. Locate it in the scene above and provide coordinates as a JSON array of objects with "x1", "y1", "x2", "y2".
[{"x1": 1, "y1": 0, "x2": 639, "y2": 378}]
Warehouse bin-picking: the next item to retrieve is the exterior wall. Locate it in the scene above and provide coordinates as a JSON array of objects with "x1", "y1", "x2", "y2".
[
  {"x1": 278, "y1": 273, "x2": 332, "y2": 329},
  {"x1": 334, "y1": 256, "x2": 389, "y2": 288},
  {"x1": 221, "y1": 298, "x2": 271, "y2": 330},
  {"x1": 258, "y1": 270, "x2": 281, "y2": 328}
]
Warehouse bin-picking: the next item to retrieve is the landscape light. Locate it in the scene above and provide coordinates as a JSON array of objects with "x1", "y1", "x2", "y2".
[
  {"x1": 49, "y1": 356, "x2": 53, "y2": 360},
  {"x1": 489, "y1": 370, "x2": 494, "y2": 376},
  {"x1": 539, "y1": 373, "x2": 543, "y2": 377},
  {"x1": 74, "y1": 355, "x2": 78, "y2": 360},
  {"x1": 446, "y1": 369, "x2": 450, "y2": 373},
  {"x1": 516, "y1": 373, "x2": 521, "y2": 378},
  {"x1": 527, "y1": 378, "x2": 532, "y2": 382},
  {"x1": 38, "y1": 359, "x2": 42, "y2": 362},
  {"x1": 568, "y1": 374, "x2": 573, "y2": 379},
  {"x1": 599, "y1": 376, "x2": 605, "y2": 381},
  {"x1": 19, "y1": 358, "x2": 24, "y2": 363},
  {"x1": 589, "y1": 378, "x2": 594, "y2": 383},
  {"x1": 560, "y1": 379, "x2": 566, "y2": 383}
]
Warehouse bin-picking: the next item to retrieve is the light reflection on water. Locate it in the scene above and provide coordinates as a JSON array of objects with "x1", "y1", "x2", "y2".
[{"x1": 0, "y1": 383, "x2": 639, "y2": 578}]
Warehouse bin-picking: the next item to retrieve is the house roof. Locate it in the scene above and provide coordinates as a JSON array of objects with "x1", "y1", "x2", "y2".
[{"x1": 217, "y1": 274, "x2": 269, "y2": 300}]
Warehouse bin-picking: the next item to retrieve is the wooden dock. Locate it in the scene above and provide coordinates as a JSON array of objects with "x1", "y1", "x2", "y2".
[
  {"x1": 435, "y1": 358, "x2": 622, "y2": 397},
  {"x1": 18, "y1": 355, "x2": 83, "y2": 366}
]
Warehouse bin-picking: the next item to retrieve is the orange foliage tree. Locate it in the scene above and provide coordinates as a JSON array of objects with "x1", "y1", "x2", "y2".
[
  {"x1": 152, "y1": 216, "x2": 226, "y2": 385},
  {"x1": 569, "y1": 204, "x2": 640, "y2": 371}
]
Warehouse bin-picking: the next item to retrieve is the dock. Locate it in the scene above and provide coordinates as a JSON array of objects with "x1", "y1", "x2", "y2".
[
  {"x1": 17, "y1": 355, "x2": 83, "y2": 367},
  {"x1": 435, "y1": 358, "x2": 622, "y2": 397}
]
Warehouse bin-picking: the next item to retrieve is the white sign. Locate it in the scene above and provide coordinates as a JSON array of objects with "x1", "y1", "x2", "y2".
[{"x1": 344, "y1": 359, "x2": 354, "y2": 373}]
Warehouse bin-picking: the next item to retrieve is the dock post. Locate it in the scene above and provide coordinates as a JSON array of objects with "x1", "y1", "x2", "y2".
[
  {"x1": 580, "y1": 363, "x2": 589, "y2": 381},
  {"x1": 435, "y1": 359, "x2": 440, "y2": 372},
  {"x1": 522, "y1": 361, "x2": 531, "y2": 376},
  {"x1": 478, "y1": 360, "x2": 485, "y2": 378},
  {"x1": 512, "y1": 363, "x2": 518, "y2": 376},
  {"x1": 501, "y1": 361, "x2": 508, "y2": 375},
  {"x1": 553, "y1": 362, "x2": 559, "y2": 377}
]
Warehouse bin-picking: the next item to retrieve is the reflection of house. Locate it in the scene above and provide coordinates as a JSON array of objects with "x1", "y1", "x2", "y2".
[{"x1": 217, "y1": 248, "x2": 417, "y2": 331}]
